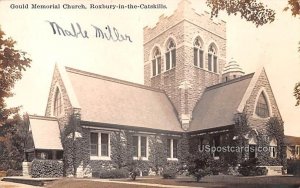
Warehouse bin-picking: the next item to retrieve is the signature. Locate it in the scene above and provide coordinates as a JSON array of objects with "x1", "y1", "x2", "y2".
[{"x1": 47, "y1": 21, "x2": 132, "y2": 43}]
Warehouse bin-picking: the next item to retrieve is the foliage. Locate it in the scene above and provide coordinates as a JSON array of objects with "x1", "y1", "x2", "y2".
[
  {"x1": 232, "y1": 113, "x2": 251, "y2": 164},
  {"x1": 238, "y1": 158, "x2": 268, "y2": 176},
  {"x1": 186, "y1": 151, "x2": 212, "y2": 182},
  {"x1": 0, "y1": 114, "x2": 28, "y2": 171},
  {"x1": 162, "y1": 165, "x2": 177, "y2": 179},
  {"x1": 98, "y1": 168, "x2": 129, "y2": 179},
  {"x1": 284, "y1": 0, "x2": 300, "y2": 17},
  {"x1": 266, "y1": 117, "x2": 287, "y2": 169},
  {"x1": 111, "y1": 130, "x2": 133, "y2": 169},
  {"x1": 6, "y1": 169, "x2": 22, "y2": 176},
  {"x1": 294, "y1": 82, "x2": 300, "y2": 106},
  {"x1": 177, "y1": 133, "x2": 189, "y2": 170},
  {"x1": 31, "y1": 159, "x2": 63, "y2": 178},
  {"x1": 0, "y1": 27, "x2": 31, "y2": 125},
  {"x1": 148, "y1": 135, "x2": 167, "y2": 175},
  {"x1": 206, "y1": 0, "x2": 275, "y2": 27},
  {"x1": 287, "y1": 159, "x2": 300, "y2": 175}
]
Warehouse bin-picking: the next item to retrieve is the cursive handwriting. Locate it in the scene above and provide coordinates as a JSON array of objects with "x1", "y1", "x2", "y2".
[{"x1": 47, "y1": 21, "x2": 132, "y2": 42}]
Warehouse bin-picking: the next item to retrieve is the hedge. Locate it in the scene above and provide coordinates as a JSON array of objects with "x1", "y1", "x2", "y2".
[{"x1": 31, "y1": 159, "x2": 63, "y2": 178}]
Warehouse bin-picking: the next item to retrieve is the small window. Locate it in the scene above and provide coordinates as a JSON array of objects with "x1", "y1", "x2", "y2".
[
  {"x1": 255, "y1": 92, "x2": 270, "y2": 118},
  {"x1": 53, "y1": 88, "x2": 62, "y2": 116},
  {"x1": 152, "y1": 48, "x2": 161, "y2": 76},
  {"x1": 167, "y1": 139, "x2": 178, "y2": 159},
  {"x1": 165, "y1": 39, "x2": 176, "y2": 71},
  {"x1": 208, "y1": 44, "x2": 218, "y2": 73},
  {"x1": 249, "y1": 145, "x2": 257, "y2": 159},
  {"x1": 132, "y1": 135, "x2": 148, "y2": 159},
  {"x1": 90, "y1": 132, "x2": 110, "y2": 158},
  {"x1": 193, "y1": 37, "x2": 204, "y2": 68}
]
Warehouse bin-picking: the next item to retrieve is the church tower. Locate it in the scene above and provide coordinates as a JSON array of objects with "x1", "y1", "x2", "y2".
[{"x1": 143, "y1": 0, "x2": 227, "y2": 130}]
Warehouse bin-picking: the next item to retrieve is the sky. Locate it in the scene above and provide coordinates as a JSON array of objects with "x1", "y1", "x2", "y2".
[{"x1": 0, "y1": 0, "x2": 299, "y2": 136}]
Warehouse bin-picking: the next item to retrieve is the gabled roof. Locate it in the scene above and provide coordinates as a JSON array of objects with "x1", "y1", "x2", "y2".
[
  {"x1": 63, "y1": 67, "x2": 182, "y2": 132},
  {"x1": 29, "y1": 115, "x2": 63, "y2": 150},
  {"x1": 189, "y1": 73, "x2": 254, "y2": 132}
]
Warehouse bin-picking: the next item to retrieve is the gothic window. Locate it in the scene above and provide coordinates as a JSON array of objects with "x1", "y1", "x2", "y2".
[
  {"x1": 165, "y1": 39, "x2": 176, "y2": 71},
  {"x1": 167, "y1": 139, "x2": 178, "y2": 159},
  {"x1": 152, "y1": 48, "x2": 161, "y2": 76},
  {"x1": 193, "y1": 37, "x2": 204, "y2": 68},
  {"x1": 53, "y1": 88, "x2": 62, "y2": 116},
  {"x1": 90, "y1": 132, "x2": 110, "y2": 159},
  {"x1": 255, "y1": 92, "x2": 270, "y2": 118},
  {"x1": 132, "y1": 135, "x2": 148, "y2": 159},
  {"x1": 208, "y1": 44, "x2": 218, "y2": 73}
]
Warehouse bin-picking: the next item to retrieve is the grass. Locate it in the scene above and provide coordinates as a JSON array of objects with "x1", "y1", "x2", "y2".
[{"x1": 46, "y1": 175, "x2": 300, "y2": 188}]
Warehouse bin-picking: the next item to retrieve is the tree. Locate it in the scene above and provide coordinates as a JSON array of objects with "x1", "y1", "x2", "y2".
[
  {"x1": 0, "y1": 27, "x2": 31, "y2": 126},
  {"x1": 205, "y1": 0, "x2": 300, "y2": 105},
  {"x1": 0, "y1": 114, "x2": 28, "y2": 171}
]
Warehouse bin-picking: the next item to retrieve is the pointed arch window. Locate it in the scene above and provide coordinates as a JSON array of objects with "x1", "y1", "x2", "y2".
[
  {"x1": 255, "y1": 92, "x2": 270, "y2": 118},
  {"x1": 152, "y1": 48, "x2": 161, "y2": 76},
  {"x1": 208, "y1": 44, "x2": 218, "y2": 73},
  {"x1": 53, "y1": 88, "x2": 62, "y2": 116},
  {"x1": 165, "y1": 39, "x2": 176, "y2": 71},
  {"x1": 194, "y1": 37, "x2": 204, "y2": 68},
  {"x1": 269, "y1": 138, "x2": 277, "y2": 158}
]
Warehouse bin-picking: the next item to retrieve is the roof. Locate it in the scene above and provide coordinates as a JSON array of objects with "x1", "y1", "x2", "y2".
[
  {"x1": 63, "y1": 67, "x2": 182, "y2": 132},
  {"x1": 285, "y1": 135, "x2": 300, "y2": 146},
  {"x1": 29, "y1": 115, "x2": 63, "y2": 150},
  {"x1": 189, "y1": 73, "x2": 254, "y2": 132}
]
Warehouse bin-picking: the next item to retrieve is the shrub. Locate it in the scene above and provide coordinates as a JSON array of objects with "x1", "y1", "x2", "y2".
[
  {"x1": 162, "y1": 167, "x2": 177, "y2": 179},
  {"x1": 238, "y1": 158, "x2": 268, "y2": 176},
  {"x1": 31, "y1": 160, "x2": 63, "y2": 178},
  {"x1": 187, "y1": 152, "x2": 212, "y2": 182},
  {"x1": 99, "y1": 169, "x2": 129, "y2": 179},
  {"x1": 6, "y1": 169, "x2": 22, "y2": 176},
  {"x1": 287, "y1": 160, "x2": 300, "y2": 176}
]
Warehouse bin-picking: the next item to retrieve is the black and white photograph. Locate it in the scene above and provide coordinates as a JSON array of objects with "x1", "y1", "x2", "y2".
[{"x1": 0, "y1": 0, "x2": 300, "y2": 187}]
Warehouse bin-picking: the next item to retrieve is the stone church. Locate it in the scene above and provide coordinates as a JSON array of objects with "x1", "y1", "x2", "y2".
[{"x1": 24, "y1": 0, "x2": 285, "y2": 177}]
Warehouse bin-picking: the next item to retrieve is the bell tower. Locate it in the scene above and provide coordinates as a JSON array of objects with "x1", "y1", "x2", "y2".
[{"x1": 143, "y1": 0, "x2": 227, "y2": 130}]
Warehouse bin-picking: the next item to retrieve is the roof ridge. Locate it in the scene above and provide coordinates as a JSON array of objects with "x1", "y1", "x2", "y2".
[
  {"x1": 65, "y1": 67, "x2": 165, "y2": 93},
  {"x1": 206, "y1": 73, "x2": 254, "y2": 91},
  {"x1": 29, "y1": 115, "x2": 57, "y2": 121}
]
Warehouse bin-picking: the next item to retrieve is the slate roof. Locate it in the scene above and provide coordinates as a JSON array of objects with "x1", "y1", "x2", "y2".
[
  {"x1": 189, "y1": 73, "x2": 254, "y2": 132},
  {"x1": 64, "y1": 67, "x2": 182, "y2": 132},
  {"x1": 29, "y1": 115, "x2": 63, "y2": 150}
]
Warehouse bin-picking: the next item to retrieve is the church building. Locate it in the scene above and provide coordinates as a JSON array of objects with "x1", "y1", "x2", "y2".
[{"x1": 24, "y1": 0, "x2": 285, "y2": 177}]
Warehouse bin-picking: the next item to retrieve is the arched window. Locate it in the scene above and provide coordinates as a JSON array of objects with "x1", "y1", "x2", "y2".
[
  {"x1": 255, "y1": 92, "x2": 270, "y2": 118},
  {"x1": 165, "y1": 39, "x2": 176, "y2": 71},
  {"x1": 53, "y1": 88, "x2": 62, "y2": 116},
  {"x1": 151, "y1": 48, "x2": 161, "y2": 76},
  {"x1": 208, "y1": 44, "x2": 218, "y2": 73},
  {"x1": 193, "y1": 37, "x2": 204, "y2": 68},
  {"x1": 248, "y1": 134, "x2": 258, "y2": 159}
]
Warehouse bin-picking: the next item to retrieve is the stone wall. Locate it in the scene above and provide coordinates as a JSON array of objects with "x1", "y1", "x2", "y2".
[{"x1": 143, "y1": 0, "x2": 226, "y2": 121}]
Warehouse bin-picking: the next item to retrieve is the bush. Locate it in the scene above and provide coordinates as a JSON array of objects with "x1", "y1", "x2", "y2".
[
  {"x1": 31, "y1": 160, "x2": 63, "y2": 178},
  {"x1": 287, "y1": 160, "x2": 300, "y2": 176},
  {"x1": 99, "y1": 169, "x2": 129, "y2": 179},
  {"x1": 238, "y1": 158, "x2": 268, "y2": 176},
  {"x1": 162, "y1": 167, "x2": 177, "y2": 179},
  {"x1": 187, "y1": 152, "x2": 212, "y2": 182},
  {"x1": 6, "y1": 169, "x2": 22, "y2": 176}
]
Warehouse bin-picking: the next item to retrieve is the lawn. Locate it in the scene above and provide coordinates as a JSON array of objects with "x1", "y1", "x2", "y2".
[{"x1": 46, "y1": 175, "x2": 300, "y2": 188}]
